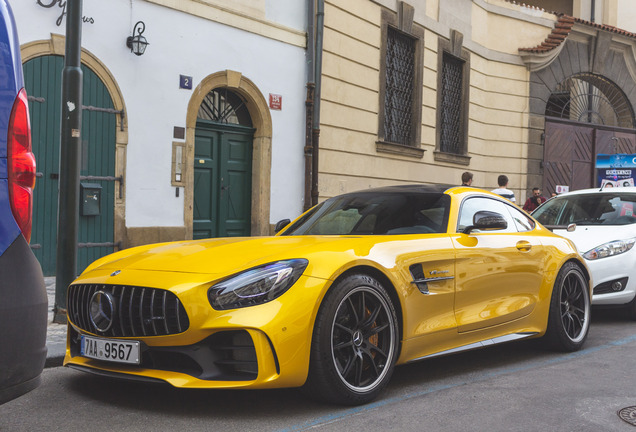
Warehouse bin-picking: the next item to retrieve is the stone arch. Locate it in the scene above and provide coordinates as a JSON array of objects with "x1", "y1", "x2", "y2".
[
  {"x1": 526, "y1": 37, "x2": 636, "y2": 192},
  {"x1": 529, "y1": 39, "x2": 636, "y2": 122},
  {"x1": 185, "y1": 70, "x2": 272, "y2": 237},
  {"x1": 21, "y1": 34, "x2": 128, "y2": 249}
]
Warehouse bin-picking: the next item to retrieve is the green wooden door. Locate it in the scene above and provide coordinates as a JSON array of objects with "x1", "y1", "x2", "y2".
[
  {"x1": 194, "y1": 121, "x2": 253, "y2": 238},
  {"x1": 24, "y1": 55, "x2": 116, "y2": 275}
]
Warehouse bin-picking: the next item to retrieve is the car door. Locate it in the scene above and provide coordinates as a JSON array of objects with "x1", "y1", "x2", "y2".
[{"x1": 452, "y1": 196, "x2": 546, "y2": 332}]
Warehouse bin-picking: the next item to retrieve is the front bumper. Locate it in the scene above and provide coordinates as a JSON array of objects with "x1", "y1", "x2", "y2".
[
  {"x1": 64, "y1": 269, "x2": 329, "y2": 389},
  {"x1": 587, "y1": 251, "x2": 636, "y2": 306}
]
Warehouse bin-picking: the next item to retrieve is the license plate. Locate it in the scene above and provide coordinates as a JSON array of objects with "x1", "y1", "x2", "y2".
[{"x1": 81, "y1": 335, "x2": 140, "y2": 365}]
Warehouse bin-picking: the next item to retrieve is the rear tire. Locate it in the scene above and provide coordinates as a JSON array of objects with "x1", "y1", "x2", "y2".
[
  {"x1": 302, "y1": 274, "x2": 399, "y2": 405},
  {"x1": 544, "y1": 262, "x2": 590, "y2": 351}
]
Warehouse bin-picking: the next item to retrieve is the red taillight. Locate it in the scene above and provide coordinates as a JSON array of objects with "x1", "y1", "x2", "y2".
[{"x1": 7, "y1": 88, "x2": 35, "y2": 243}]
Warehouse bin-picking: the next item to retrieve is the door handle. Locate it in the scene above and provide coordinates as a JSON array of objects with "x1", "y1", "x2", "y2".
[{"x1": 516, "y1": 240, "x2": 532, "y2": 252}]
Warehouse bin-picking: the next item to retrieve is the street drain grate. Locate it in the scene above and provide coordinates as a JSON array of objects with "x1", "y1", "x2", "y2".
[{"x1": 619, "y1": 407, "x2": 636, "y2": 426}]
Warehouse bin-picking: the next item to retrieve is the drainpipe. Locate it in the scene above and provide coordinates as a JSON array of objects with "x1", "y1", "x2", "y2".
[
  {"x1": 590, "y1": 0, "x2": 595, "y2": 22},
  {"x1": 311, "y1": 0, "x2": 325, "y2": 207},
  {"x1": 304, "y1": 0, "x2": 316, "y2": 211}
]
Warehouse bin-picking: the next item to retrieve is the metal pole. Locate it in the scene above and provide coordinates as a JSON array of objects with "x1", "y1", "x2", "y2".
[{"x1": 54, "y1": 0, "x2": 83, "y2": 323}]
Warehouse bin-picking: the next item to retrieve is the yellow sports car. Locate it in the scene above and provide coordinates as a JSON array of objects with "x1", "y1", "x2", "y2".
[{"x1": 65, "y1": 185, "x2": 591, "y2": 405}]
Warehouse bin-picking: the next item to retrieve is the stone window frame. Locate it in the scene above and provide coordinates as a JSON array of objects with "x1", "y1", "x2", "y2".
[
  {"x1": 376, "y1": 2, "x2": 425, "y2": 159},
  {"x1": 434, "y1": 30, "x2": 471, "y2": 165}
]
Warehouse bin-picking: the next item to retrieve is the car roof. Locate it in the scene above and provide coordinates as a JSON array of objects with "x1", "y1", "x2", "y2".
[
  {"x1": 337, "y1": 184, "x2": 456, "y2": 197},
  {"x1": 554, "y1": 186, "x2": 636, "y2": 197}
]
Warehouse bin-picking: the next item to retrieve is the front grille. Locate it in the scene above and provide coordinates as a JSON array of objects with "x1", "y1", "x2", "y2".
[
  {"x1": 68, "y1": 284, "x2": 189, "y2": 337},
  {"x1": 593, "y1": 277, "x2": 629, "y2": 295}
]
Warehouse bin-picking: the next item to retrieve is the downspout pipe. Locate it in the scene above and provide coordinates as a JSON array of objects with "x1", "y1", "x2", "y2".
[
  {"x1": 311, "y1": 0, "x2": 324, "y2": 207},
  {"x1": 304, "y1": 0, "x2": 316, "y2": 211}
]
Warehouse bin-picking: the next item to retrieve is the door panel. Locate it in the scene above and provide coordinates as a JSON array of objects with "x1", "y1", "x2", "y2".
[
  {"x1": 595, "y1": 129, "x2": 636, "y2": 155},
  {"x1": 452, "y1": 197, "x2": 545, "y2": 332},
  {"x1": 193, "y1": 130, "x2": 218, "y2": 239},
  {"x1": 24, "y1": 55, "x2": 116, "y2": 275},
  {"x1": 543, "y1": 121, "x2": 594, "y2": 194},
  {"x1": 543, "y1": 121, "x2": 636, "y2": 193},
  {"x1": 194, "y1": 124, "x2": 253, "y2": 239}
]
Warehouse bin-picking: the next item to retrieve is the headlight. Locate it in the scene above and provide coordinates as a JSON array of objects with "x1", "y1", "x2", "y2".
[
  {"x1": 583, "y1": 238, "x2": 636, "y2": 260},
  {"x1": 208, "y1": 259, "x2": 308, "y2": 310}
]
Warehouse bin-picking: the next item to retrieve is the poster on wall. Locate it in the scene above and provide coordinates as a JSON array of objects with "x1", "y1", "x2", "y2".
[{"x1": 596, "y1": 154, "x2": 636, "y2": 188}]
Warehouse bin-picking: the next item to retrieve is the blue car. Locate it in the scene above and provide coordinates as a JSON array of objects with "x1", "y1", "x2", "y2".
[{"x1": 0, "y1": 0, "x2": 47, "y2": 405}]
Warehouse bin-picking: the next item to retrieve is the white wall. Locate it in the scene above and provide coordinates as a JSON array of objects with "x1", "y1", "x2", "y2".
[{"x1": 12, "y1": 0, "x2": 308, "y2": 228}]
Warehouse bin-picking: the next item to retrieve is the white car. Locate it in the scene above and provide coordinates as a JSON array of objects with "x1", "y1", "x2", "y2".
[{"x1": 533, "y1": 187, "x2": 636, "y2": 318}]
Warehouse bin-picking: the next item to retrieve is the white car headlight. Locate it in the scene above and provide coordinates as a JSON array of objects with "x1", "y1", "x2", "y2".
[
  {"x1": 208, "y1": 259, "x2": 308, "y2": 310},
  {"x1": 583, "y1": 238, "x2": 636, "y2": 260}
]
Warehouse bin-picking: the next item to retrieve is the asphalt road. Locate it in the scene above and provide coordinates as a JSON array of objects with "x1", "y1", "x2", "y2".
[{"x1": 2, "y1": 308, "x2": 636, "y2": 432}]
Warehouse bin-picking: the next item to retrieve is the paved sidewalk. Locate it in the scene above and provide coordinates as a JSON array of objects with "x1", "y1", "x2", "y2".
[{"x1": 45, "y1": 277, "x2": 67, "y2": 367}]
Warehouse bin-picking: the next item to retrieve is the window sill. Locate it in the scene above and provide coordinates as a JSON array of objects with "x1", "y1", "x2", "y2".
[
  {"x1": 433, "y1": 151, "x2": 471, "y2": 165},
  {"x1": 376, "y1": 141, "x2": 425, "y2": 159}
]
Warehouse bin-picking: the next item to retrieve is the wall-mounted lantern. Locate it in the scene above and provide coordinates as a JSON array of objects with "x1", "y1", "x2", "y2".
[{"x1": 126, "y1": 21, "x2": 149, "y2": 56}]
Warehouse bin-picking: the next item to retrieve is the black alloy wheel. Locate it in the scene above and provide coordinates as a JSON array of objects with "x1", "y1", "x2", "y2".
[
  {"x1": 303, "y1": 274, "x2": 399, "y2": 405},
  {"x1": 545, "y1": 261, "x2": 590, "y2": 351}
]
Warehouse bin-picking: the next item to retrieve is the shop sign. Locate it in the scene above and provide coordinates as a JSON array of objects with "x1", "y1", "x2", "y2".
[
  {"x1": 596, "y1": 154, "x2": 636, "y2": 188},
  {"x1": 37, "y1": 0, "x2": 95, "y2": 26}
]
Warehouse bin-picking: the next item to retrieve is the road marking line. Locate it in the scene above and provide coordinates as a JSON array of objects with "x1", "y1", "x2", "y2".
[{"x1": 279, "y1": 333, "x2": 636, "y2": 432}]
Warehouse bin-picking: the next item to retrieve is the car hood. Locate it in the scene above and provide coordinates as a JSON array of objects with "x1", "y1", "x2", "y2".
[
  {"x1": 551, "y1": 225, "x2": 636, "y2": 253},
  {"x1": 84, "y1": 235, "x2": 377, "y2": 277}
]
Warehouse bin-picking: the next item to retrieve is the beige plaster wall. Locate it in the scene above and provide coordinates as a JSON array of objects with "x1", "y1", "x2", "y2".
[
  {"x1": 472, "y1": 3, "x2": 555, "y2": 55},
  {"x1": 320, "y1": 0, "x2": 546, "y2": 202}
]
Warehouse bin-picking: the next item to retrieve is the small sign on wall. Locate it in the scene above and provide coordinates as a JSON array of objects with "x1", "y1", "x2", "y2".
[
  {"x1": 179, "y1": 75, "x2": 193, "y2": 90},
  {"x1": 269, "y1": 94, "x2": 282, "y2": 110},
  {"x1": 555, "y1": 185, "x2": 569, "y2": 194}
]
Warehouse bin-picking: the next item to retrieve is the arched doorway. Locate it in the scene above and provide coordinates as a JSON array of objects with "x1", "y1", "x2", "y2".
[
  {"x1": 185, "y1": 71, "x2": 272, "y2": 238},
  {"x1": 193, "y1": 88, "x2": 254, "y2": 238},
  {"x1": 21, "y1": 36, "x2": 127, "y2": 276},
  {"x1": 24, "y1": 55, "x2": 118, "y2": 275},
  {"x1": 543, "y1": 73, "x2": 636, "y2": 194}
]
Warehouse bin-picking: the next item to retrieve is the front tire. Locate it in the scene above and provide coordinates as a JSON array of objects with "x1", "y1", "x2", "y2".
[
  {"x1": 303, "y1": 274, "x2": 399, "y2": 405},
  {"x1": 544, "y1": 262, "x2": 590, "y2": 351}
]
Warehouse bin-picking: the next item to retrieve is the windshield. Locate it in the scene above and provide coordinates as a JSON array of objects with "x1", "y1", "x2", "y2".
[
  {"x1": 282, "y1": 192, "x2": 451, "y2": 235},
  {"x1": 533, "y1": 193, "x2": 636, "y2": 226}
]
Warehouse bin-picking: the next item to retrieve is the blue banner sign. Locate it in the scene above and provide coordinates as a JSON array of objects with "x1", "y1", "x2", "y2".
[{"x1": 596, "y1": 154, "x2": 636, "y2": 188}]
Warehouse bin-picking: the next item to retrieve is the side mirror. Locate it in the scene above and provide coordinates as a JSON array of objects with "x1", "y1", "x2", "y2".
[
  {"x1": 274, "y1": 219, "x2": 291, "y2": 233},
  {"x1": 463, "y1": 211, "x2": 507, "y2": 234}
]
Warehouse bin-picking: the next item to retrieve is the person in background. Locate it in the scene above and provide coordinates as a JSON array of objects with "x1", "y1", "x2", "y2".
[
  {"x1": 461, "y1": 171, "x2": 473, "y2": 186},
  {"x1": 492, "y1": 175, "x2": 516, "y2": 203},
  {"x1": 522, "y1": 187, "x2": 547, "y2": 212}
]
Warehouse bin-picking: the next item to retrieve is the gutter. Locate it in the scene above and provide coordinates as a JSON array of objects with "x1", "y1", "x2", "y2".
[
  {"x1": 304, "y1": 0, "x2": 324, "y2": 210},
  {"x1": 311, "y1": 0, "x2": 324, "y2": 207}
]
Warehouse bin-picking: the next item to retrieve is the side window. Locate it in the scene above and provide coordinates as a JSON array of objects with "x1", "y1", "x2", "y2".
[
  {"x1": 457, "y1": 197, "x2": 516, "y2": 233},
  {"x1": 506, "y1": 205, "x2": 535, "y2": 232}
]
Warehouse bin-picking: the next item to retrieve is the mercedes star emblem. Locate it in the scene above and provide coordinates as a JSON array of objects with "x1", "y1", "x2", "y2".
[{"x1": 89, "y1": 290, "x2": 116, "y2": 332}]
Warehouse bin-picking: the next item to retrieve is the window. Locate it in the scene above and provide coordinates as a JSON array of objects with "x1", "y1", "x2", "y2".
[
  {"x1": 440, "y1": 53, "x2": 464, "y2": 154},
  {"x1": 507, "y1": 206, "x2": 536, "y2": 232},
  {"x1": 435, "y1": 31, "x2": 470, "y2": 165},
  {"x1": 283, "y1": 192, "x2": 451, "y2": 236},
  {"x1": 377, "y1": 3, "x2": 424, "y2": 158},
  {"x1": 457, "y1": 197, "x2": 516, "y2": 234},
  {"x1": 533, "y1": 193, "x2": 636, "y2": 226},
  {"x1": 384, "y1": 27, "x2": 416, "y2": 146},
  {"x1": 197, "y1": 88, "x2": 252, "y2": 126}
]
